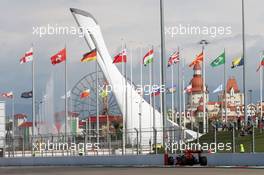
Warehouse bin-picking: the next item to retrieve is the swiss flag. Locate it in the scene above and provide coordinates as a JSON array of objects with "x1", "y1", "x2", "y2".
[
  {"x1": 113, "y1": 49, "x2": 127, "y2": 63},
  {"x1": 51, "y1": 48, "x2": 66, "y2": 65}
]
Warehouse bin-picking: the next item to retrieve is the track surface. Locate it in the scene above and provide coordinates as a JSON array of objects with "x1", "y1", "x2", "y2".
[{"x1": 0, "y1": 167, "x2": 263, "y2": 175}]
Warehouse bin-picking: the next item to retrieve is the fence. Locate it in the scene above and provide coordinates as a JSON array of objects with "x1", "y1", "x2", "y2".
[{"x1": 0, "y1": 125, "x2": 263, "y2": 158}]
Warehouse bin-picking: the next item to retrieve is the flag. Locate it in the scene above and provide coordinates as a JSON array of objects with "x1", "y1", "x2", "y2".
[
  {"x1": 143, "y1": 49, "x2": 154, "y2": 66},
  {"x1": 61, "y1": 90, "x2": 71, "y2": 99},
  {"x1": 1, "y1": 92, "x2": 13, "y2": 98},
  {"x1": 151, "y1": 88, "x2": 160, "y2": 96},
  {"x1": 210, "y1": 52, "x2": 225, "y2": 67},
  {"x1": 166, "y1": 85, "x2": 176, "y2": 94},
  {"x1": 167, "y1": 51, "x2": 179, "y2": 67},
  {"x1": 50, "y1": 48, "x2": 66, "y2": 65},
  {"x1": 21, "y1": 91, "x2": 33, "y2": 98},
  {"x1": 81, "y1": 49, "x2": 97, "y2": 62},
  {"x1": 256, "y1": 56, "x2": 264, "y2": 72},
  {"x1": 189, "y1": 52, "x2": 203, "y2": 67},
  {"x1": 213, "y1": 84, "x2": 223, "y2": 93},
  {"x1": 113, "y1": 49, "x2": 127, "y2": 63},
  {"x1": 99, "y1": 89, "x2": 108, "y2": 98},
  {"x1": 20, "y1": 48, "x2": 33, "y2": 64},
  {"x1": 231, "y1": 57, "x2": 244, "y2": 68},
  {"x1": 80, "y1": 89, "x2": 90, "y2": 99},
  {"x1": 184, "y1": 84, "x2": 192, "y2": 93}
]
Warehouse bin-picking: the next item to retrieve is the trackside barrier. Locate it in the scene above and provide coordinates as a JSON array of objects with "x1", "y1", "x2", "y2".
[{"x1": 0, "y1": 153, "x2": 264, "y2": 166}]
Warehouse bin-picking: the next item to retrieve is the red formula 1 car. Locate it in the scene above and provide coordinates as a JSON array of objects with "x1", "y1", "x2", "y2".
[{"x1": 175, "y1": 149, "x2": 207, "y2": 166}]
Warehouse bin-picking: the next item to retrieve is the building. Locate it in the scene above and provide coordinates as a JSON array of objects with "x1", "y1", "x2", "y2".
[
  {"x1": 186, "y1": 62, "x2": 209, "y2": 122},
  {"x1": 217, "y1": 77, "x2": 244, "y2": 122},
  {"x1": 185, "y1": 66, "x2": 246, "y2": 125}
]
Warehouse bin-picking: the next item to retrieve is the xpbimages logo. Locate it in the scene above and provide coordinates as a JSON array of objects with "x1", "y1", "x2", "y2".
[
  {"x1": 32, "y1": 24, "x2": 98, "y2": 38},
  {"x1": 32, "y1": 141, "x2": 100, "y2": 152},
  {"x1": 165, "y1": 141, "x2": 232, "y2": 153},
  {"x1": 98, "y1": 84, "x2": 166, "y2": 96},
  {"x1": 165, "y1": 24, "x2": 232, "y2": 38}
]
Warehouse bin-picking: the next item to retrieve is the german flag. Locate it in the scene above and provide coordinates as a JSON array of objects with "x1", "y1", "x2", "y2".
[{"x1": 81, "y1": 49, "x2": 97, "y2": 62}]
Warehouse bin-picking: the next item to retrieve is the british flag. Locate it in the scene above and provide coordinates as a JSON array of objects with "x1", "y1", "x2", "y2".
[{"x1": 167, "y1": 51, "x2": 179, "y2": 67}]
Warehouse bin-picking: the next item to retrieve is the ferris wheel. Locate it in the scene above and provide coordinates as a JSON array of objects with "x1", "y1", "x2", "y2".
[{"x1": 70, "y1": 71, "x2": 122, "y2": 119}]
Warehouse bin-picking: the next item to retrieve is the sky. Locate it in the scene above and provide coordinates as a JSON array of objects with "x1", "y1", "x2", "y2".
[{"x1": 0, "y1": 0, "x2": 264, "y2": 118}]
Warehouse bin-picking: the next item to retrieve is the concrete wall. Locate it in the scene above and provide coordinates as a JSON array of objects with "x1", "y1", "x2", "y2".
[
  {"x1": 1, "y1": 153, "x2": 264, "y2": 166},
  {"x1": 0, "y1": 155, "x2": 164, "y2": 166},
  {"x1": 206, "y1": 153, "x2": 264, "y2": 166}
]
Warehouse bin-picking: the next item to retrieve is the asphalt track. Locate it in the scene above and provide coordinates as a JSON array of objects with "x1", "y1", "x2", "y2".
[{"x1": 0, "y1": 167, "x2": 263, "y2": 175}]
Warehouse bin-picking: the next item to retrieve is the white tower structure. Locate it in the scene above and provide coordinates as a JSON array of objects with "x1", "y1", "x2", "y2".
[{"x1": 70, "y1": 8, "x2": 198, "y2": 144}]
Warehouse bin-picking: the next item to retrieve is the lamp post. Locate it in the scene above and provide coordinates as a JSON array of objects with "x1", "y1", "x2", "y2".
[{"x1": 199, "y1": 39, "x2": 209, "y2": 134}]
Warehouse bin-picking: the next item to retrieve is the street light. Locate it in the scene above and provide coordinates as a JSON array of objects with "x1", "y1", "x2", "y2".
[{"x1": 199, "y1": 39, "x2": 209, "y2": 134}]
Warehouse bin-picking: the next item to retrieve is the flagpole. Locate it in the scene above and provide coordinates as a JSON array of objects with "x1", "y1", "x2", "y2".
[
  {"x1": 191, "y1": 91, "x2": 193, "y2": 130},
  {"x1": 125, "y1": 44, "x2": 128, "y2": 147},
  {"x1": 182, "y1": 57, "x2": 186, "y2": 139},
  {"x1": 140, "y1": 45, "x2": 143, "y2": 153},
  {"x1": 242, "y1": 0, "x2": 247, "y2": 125},
  {"x1": 69, "y1": 95, "x2": 72, "y2": 134},
  {"x1": 178, "y1": 53, "x2": 182, "y2": 140},
  {"x1": 171, "y1": 52, "x2": 174, "y2": 141},
  {"x1": 11, "y1": 94, "x2": 15, "y2": 157},
  {"x1": 224, "y1": 49, "x2": 227, "y2": 125},
  {"x1": 174, "y1": 57, "x2": 177, "y2": 123},
  {"x1": 94, "y1": 61, "x2": 99, "y2": 153},
  {"x1": 121, "y1": 39, "x2": 125, "y2": 154},
  {"x1": 130, "y1": 45, "x2": 133, "y2": 140},
  {"x1": 203, "y1": 47, "x2": 206, "y2": 134},
  {"x1": 171, "y1": 54, "x2": 174, "y2": 123},
  {"x1": 260, "y1": 65, "x2": 262, "y2": 128},
  {"x1": 149, "y1": 46, "x2": 153, "y2": 143},
  {"x1": 32, "y1": 44, "x2": 35, "y2": 137},
  {"x1": 160, "y1": 0, "x2": 166, "y2": 148},
  {"x1": 65, "y1": 46, "x2": 68, "y2": 140},
  {"x1": 12, "y1": 95, "x2": 15, "y2": 138},
  {"x1": 152, "y1": 55, "x2": 156, "y2": 144},
  {"x1": 221, "y1": 56, "x2": 224, "y2": 122},
  {"x1": 199, "y1": 39, "x2": 209, "y2": 134}
]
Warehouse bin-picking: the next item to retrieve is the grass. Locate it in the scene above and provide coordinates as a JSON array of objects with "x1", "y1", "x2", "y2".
[{"x1": 196, "y1": 128, "x2": 264, "y2": 153}]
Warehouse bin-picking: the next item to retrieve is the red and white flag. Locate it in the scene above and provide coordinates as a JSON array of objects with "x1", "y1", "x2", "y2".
[
  {"x1": 20, "y1": 48, "x2": 33, "y2": 64},
  {"x1": 50, "y1": 48, "x2": 66, "y2": 65},
  {"x1": 167, "y1": 51, "x2": 179, "y2": 67},
  {"x1": 113, "y1": 49, "x2": 127, "y2": 63},
  {"x1": 1, "y1": 92, "x2": 13, "y2": 98}
]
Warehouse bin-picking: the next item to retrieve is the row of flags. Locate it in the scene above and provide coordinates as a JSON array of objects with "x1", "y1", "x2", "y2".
[
  {"x1": 60, "y1": 88, "x2": 109, "y2": 100},
  {"x1": 3, "y1": 45, "x2": 264, "y2": 101},
  {"x1": 1, "y1": 91, "x2": 32, "y2": 99}
]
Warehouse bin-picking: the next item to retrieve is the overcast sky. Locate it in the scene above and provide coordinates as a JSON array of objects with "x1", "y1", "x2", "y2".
[{"x1": 0, "y1": 0, "x2": 264, "y2": 118}]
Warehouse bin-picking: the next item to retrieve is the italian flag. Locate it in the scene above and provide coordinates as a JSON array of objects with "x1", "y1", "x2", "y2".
[{"x1": 143, "y1": 49, "x2": 154, "y2": 66}]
